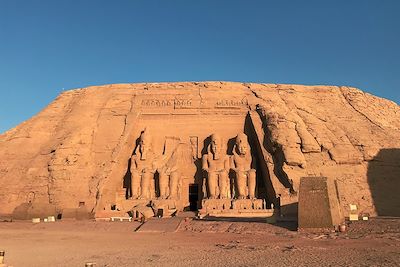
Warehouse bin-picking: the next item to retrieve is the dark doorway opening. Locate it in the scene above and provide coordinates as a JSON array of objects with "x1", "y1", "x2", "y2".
[{"x1": 189, "y1": 184, "x2": 199, "y2": 211}]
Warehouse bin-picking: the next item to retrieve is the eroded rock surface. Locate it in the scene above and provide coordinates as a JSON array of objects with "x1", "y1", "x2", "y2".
[{"x1": 0, "y1": 82, "x2": 399, "y2": 217}]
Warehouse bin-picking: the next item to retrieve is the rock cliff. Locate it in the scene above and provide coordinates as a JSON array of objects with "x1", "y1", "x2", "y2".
[{"x1": 0, "y1": 82, "x2": 399, "y2": 217}]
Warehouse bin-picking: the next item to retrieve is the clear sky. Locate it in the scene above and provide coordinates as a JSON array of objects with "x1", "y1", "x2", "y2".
[{"x1": 0, "y1": 1, "x2": 399, "y2": 133}]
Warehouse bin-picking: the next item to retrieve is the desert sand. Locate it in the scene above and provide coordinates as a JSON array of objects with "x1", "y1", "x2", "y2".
[{"x1": 0, "y1": 217, "x2": 399, "y2": 267}]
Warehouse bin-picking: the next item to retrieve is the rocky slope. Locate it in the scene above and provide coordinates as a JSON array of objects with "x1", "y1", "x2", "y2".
[{"x1": 0, "y1": 82, "x2": 399, "y2": 217}]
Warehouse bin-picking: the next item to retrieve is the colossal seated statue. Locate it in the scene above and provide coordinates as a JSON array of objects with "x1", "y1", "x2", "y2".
[
  {"x1": 130, "y1": 129, "x2": 157, "y2": 200},
  {"x1": 202, "y1": 134, "x2": 230, "y2": 199},
  {"x1": 231, "y1": 133, "x2": 256, "y2": 199},
  {"x1": 128, "y1": 131, "x2": 195, "y2": 205},
  {"x1": 158, "y1": 142, "x2": 193, "y2": 200},
  {"x1": 156, "y1": 137, "x2": 183, "y2": 200}
]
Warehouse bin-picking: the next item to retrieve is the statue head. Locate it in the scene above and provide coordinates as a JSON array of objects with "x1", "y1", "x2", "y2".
[
  {"x1": 139, "y1": 128, "x2": 152, "y2": 160},
  {"x1": 209, "y1": 133, "x2": 223, "y2": 160},
  {"x1": 235, "y1": 133, "x2": 250, "y2": 156}
]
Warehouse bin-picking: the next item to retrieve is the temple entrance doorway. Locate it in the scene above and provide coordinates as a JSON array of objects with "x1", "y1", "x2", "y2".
[{"x1": 189, "y1": 184, "x2": 199, "y2": 211}]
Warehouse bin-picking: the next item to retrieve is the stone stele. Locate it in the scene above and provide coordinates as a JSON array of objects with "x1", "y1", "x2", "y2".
[
  {"x1": 298, "y1": 176, "x2": 344, "y2": 229},
  {"x1": 0, "y1": 82, "x2": 399, "y2": 219}
]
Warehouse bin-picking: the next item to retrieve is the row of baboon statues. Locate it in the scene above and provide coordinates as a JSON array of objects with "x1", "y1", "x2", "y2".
[{"x1": 128, "y1": 129, "x2": 257, "y2": 201}]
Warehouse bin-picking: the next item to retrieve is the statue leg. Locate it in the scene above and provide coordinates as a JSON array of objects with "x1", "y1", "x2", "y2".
[
  {"x1": 158, "y1": 172, "x2": 169, "y2": 199},
  {"x1": 139, "y1": 172, "x2": 152, "y2": 199},
  {"x1": 131, "y1": 171, "x2": 141, "y2": 199},
  {"x1": 168, "y1": 171, "x2": 179, "y2": 200},
  {"x1": 236, "y1": 171, "x2": 247, "y2": 199},
  {"x1": 248, "y1": 169, "x2": 256, "y2": 199},
  {"x1": 208, "y1": 172, "x2": 218, "y2": 199},
  {"x1": 218, "y1": 171, "x2": 229, "y2": 199},
  {"x1": 151, "y1": 177, "x2": 156, "y2": 199}
]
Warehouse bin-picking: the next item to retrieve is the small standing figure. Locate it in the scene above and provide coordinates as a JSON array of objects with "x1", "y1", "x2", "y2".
[
  {"x1": 202, "y1": 134, "x2": 230, "y2": 199},
  {"x1": 130, "y1": 129, "x2": 157, "y2": 199},
  {"x1": 231, "y1": 133, "x2": 256, "y2": 199}
]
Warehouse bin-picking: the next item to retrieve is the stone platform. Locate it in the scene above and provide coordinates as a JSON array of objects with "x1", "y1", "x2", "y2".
[
  {"x1": 110, "y1": 198, "x2": 186, "y2": 219},
  {"x1": 201, "y1": 199, "x2": 232, "y2": 210},
  {"x1": 151, "y1": 199, "x2": 181, "y2": 210},
  {"x1": 151, "y1": 199, "x2": 182, "y2": 217},
  {"x1": 116, "y1": 199, "x2": 183, "y2": 219},
  {"x1": 117, "y1": 199, "x2": 150, "y2": 212},
  {"x1": 232, "y1": 199, "x2": 265, "y2": 210},
  {"x1": 199, "y1": 198, "x2": 273, "y2": 218}
]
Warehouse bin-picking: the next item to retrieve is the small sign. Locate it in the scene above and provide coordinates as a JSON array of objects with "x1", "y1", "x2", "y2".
[{"x1": 349, "y1": 214, "x2": 359, "y2": 221}]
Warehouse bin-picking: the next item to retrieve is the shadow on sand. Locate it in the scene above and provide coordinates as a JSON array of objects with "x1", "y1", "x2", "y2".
[{"x1": 198, "y1": 216, "x2": 298, "y2": 231}]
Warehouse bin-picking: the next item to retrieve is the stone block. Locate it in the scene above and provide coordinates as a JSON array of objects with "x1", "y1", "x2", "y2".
[
  {"x1": 298, "y1": 176, "x2": 344, "y2": 229},
  {"x1": 201, "y1": 199, "x2": 231, "y2": 211},
  {"x1": 350, "y1": 204, "x2": 357, "y2": 211},
  {"x1": 151, "y1": 199, "x2": 179, "y2": 217},
  {"x1": 232, "y1": 199, "x2": 264, "y2": 210},
  {"x1": 131, "y1": 206, "x2": 154, "y2": 219},
  {"x1": 118, "y1": 199, "x2": 150, "y2": 212},
  {"x1": 151, "y1": 199, "x2": 178, "y2": 210},
  {"x1": 349, "y1": 214, "x2": 359, "y2": 221}
]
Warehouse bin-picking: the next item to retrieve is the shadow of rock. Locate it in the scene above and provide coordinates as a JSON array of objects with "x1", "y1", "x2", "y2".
[
  {"x1": 12, "y1": 202, "x2": 57, "y2": 220},
  {"x1": 367, "y1": 149, "x2": 400, "y2": 217}
]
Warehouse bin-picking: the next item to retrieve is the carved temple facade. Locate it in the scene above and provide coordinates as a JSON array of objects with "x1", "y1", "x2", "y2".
[{"x1": 95, "y1": 89, "x2": 297, "y2": 219}]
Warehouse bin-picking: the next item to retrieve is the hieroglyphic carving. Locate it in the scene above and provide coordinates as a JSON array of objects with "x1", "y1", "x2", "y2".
[
  {"x1": 215, "y1": 98, "x2": 248, "y2": 108},
  {"x1": 141, "y1": 99, "x2": 174, "y2": 107},
  {"x1": 174, "y1": 99, "x2": 192, "y2": 109},
  {"x1": 140, "y1": 98, "x2": 193, "y2": 109}
]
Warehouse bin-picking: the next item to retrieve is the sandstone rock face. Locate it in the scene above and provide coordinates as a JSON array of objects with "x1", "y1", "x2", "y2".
[{"x1": 0, "y1": 82, "x2": 399, "y2": 217}]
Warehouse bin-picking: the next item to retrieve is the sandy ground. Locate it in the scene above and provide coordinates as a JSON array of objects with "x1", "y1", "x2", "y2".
[{"x1": 0, "y1": 217, "x2": 399, "y2": 267}]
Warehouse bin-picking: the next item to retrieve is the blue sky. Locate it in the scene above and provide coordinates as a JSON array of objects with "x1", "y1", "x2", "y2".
[{"x1": 0, "y1": 1, "x2": 399, "y2": 133}]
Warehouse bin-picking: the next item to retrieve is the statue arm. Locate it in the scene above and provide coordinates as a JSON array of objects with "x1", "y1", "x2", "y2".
[
  {"x1": 130, "y1": 157, "x2": 137, "y2": 172},
  {"x1": 224, "y1": 156, "x2": 231, "y2": 172},
  {"x1": 229, "y1": 156, "x2": 236, "y2": 172},
  {"x1": 202, "y1": 155, "x2": 209, "y2": 171},
  {"x1": 152, "y1": 155, "x2": 164, "y2": 171}
]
